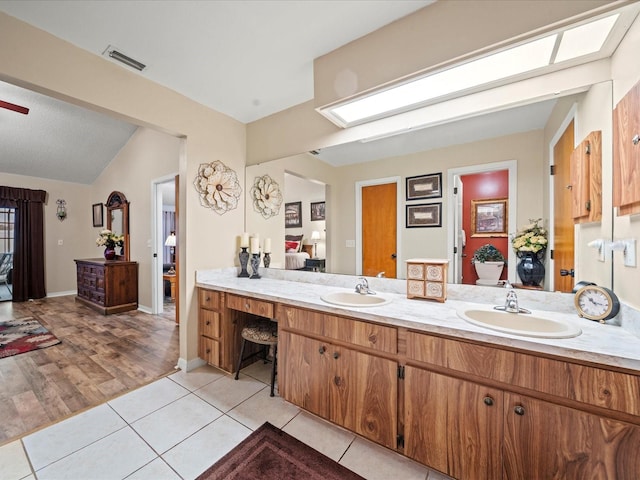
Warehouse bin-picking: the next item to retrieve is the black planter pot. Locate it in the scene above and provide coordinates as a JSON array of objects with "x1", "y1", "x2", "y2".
[{"x1": 516, "y1": 251, "x2": 545, "y2": 286}]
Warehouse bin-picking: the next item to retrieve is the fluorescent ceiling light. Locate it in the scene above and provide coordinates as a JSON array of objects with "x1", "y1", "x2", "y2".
[
  {"x1": 554, "y1": 14, "x2": 619, "y2": 63},
  {"x1": 321, "y1": 13, "x2": 621, "y2": 128}
]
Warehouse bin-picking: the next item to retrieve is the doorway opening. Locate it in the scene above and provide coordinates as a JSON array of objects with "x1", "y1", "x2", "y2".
[
  {"x1": 152, "y1": 176, "x2": 177, "y2": 319},
  {"x1": 0, "y1": 207, "x2": 14, "y2": 301}
]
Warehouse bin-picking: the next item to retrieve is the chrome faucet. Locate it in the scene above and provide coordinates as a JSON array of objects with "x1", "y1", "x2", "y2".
[
  {"x1": 494, "y1": 280, "x2": 530, "y2": 314},
  {"x1": 355, "y1": 277, "x2": 375, "y2": 295}
]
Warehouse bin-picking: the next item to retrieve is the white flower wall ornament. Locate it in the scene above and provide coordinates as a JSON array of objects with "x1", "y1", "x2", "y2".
[
  {"x1": 251, "y1": 174, "x2": 283, "y2": 219},
  {"x1": 194, "y1": 161, "x2": 242, "y2": 215}
]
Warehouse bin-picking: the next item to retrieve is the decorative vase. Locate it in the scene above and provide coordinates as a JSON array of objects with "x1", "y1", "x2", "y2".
[
  {"x1": 104, "y1": 246, "x2": 116, "y2": 260},
  {"x1": 517, "y1": 251, "x2": 545, "y2": 286},
  {"x1": 263, "y1": 252, "x2": 271, "y2": 268},
  {"x1": 474, "y1": 261, "x2": 504, "y2": 286},
  {"x1": 238, "y1": 247, "x2": 250, "y2": 277},
  {"x1": 250, "y1": 253, "x2": 261, "y2": 279}
]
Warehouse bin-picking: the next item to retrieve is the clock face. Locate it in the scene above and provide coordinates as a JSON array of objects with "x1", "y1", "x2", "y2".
[{"x1": 574, "y1": 286, "x2": 620, "y2": 322}]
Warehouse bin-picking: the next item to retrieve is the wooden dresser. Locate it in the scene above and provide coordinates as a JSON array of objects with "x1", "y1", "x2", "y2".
[{"x1": 75, "y1": 258, "x2": 138, "y2": 314}]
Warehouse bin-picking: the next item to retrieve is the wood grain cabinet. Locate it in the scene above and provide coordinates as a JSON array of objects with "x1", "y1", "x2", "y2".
[
  {"x1": 75, "y1": 258, "x2": 138, "y2": 314},
  {"x1": 278, "y1": 305, "x2": 398, "y2": 449},
  {"x1": 613, "y1": 79, "x2": 640, "y2": 216},
  {"x1": 571, "y1": 130, "x2": 602, "y2": 223}
]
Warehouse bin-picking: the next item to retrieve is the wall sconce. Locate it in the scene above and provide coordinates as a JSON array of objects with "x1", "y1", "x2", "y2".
[
  {"x1": 164, "y1": 231, "x2": 176, "y2": 274},
  {"x1": 56, "y1": 199, "x2": 67, "y2": 221}
]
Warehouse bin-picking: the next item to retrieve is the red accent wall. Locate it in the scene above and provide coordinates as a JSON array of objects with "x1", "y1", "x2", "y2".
[{"x1": 461, "y1": 170, "x2": 509, "y2": 285}]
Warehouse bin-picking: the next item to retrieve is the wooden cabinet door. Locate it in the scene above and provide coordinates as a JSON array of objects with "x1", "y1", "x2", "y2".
[
  {"x1": 405, "y1": 367, "x2": 503, "y2": 479},
  {"x1": 503, "y1": 393, "x2": 640, "y2": 480},
  {"x1": 279, "y1": 331, "x2": 331, "y2": 420}
]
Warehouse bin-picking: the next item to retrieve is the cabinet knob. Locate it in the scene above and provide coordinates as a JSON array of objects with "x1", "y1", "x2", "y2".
[
  {"x1": 318, "y1": 346, "x2": 326, "y2": 355},
  {"x1": 514, "y1": 405, "x2": 525, "y2": 416},
  {"x1": 334, "y1": 375, "x2": 341, "y2": 386},
  {"x1": 483, "y1": 396, "x2": 494, "y2": 406},
  {"x1": 632, "y1": 133, "x2": 640, "y2": 145},
  {"x1": 206, "y1": 320, "x2": 210, "y2": 325},
  {"x1": 245, "y1": 303, "x2": 250, "y2": 310},
  {"x1": 206, "y1": 348, "x2": 211, "y2": 354},
  {"x1": 333, "y1": 352, "x2": 340, "y2": 359}
]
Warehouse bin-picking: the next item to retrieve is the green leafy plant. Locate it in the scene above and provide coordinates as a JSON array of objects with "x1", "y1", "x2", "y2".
[{"x1": 472, "y1": 244, "x2": 506, "y2": 264}]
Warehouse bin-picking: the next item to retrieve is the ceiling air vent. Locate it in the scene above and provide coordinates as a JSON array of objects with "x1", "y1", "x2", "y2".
[{"x1": 103, "y1": 45, "x2": 146, "y2": 71}]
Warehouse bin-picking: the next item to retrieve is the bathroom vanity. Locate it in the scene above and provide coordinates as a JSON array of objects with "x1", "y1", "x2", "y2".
[{"x1": 197, "y1": 271, "x2": 640, "y2": 479}]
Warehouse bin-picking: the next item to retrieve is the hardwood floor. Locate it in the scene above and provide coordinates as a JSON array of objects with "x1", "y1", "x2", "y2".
[{"x1": 0, "y1": 295, "x2": 179, "y2": 445}]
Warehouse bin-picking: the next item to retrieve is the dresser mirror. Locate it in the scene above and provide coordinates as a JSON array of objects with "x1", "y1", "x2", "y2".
[{"x1": 106, "y1": 190, "x2": 130, "y2": 261}]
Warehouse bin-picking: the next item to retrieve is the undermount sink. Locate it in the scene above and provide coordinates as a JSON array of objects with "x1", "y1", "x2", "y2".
[
  {"x1": 458, "y1": 308, "x2": 581, "y2": 339},
  {"x1": 321, "y1": 291, "x2": 391, "y2": 307}
]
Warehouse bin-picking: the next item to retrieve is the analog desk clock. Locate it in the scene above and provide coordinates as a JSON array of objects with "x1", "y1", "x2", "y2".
[{"x1": 574, "y1": 285, "x2": 620, "y2": 323}]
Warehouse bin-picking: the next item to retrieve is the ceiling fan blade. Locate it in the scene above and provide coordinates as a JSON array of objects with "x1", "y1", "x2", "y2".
[{"x1": 0, "y1": 100, "x2": 29, "y2": 115}]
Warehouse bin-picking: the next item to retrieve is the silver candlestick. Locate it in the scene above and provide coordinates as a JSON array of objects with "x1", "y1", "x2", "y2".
[
  {"x1": 238, "y1": 247, "x2": 250, "y2": 277},
  {"x1": 250, "y1": 253, "x2": 261, "y2": 279}
]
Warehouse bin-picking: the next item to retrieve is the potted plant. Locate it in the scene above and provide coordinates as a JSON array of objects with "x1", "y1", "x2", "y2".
[{"x1": 472, "y1": 244, "x2": 506, "y2": 285}]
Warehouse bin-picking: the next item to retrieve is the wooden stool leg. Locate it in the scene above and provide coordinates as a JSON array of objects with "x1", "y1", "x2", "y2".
[
  {"x1": 270, "y1": 344, "x2": 277, "y2": 397},
  {"x1": 234, "y1": 338, "x2": 247, "y2": 380}
]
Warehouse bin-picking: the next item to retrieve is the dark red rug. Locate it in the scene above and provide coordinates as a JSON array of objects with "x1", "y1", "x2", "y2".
[
  {"x1": 0, "y1": 317, "x2": 61, "y2": 358},
  {"x1": 197, "y1": 422, "x2": 365, "y2": 480}
]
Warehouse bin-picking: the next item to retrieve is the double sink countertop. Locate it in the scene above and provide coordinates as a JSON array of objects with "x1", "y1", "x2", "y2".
[{"x1": 196, "y1": 268, "x2": 640, "y2": 373}]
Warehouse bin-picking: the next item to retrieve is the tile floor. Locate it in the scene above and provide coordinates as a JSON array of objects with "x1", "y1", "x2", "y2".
[{"x1": 0, "y1": 361, "x2": 449, "y2": 480}]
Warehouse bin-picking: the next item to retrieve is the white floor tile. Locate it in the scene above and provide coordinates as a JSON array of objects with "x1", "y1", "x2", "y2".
[
  {"x1": 125, "y1": 457, "x2": 181, "y2": 480},
  {"x1": 227, "y1": 386, "x2": 299, "y2": 430},
  {"x1": 131, "y1": 394, "x2": 223, "y2": 454},
  {"x1": 340, "y1": 436, "x2": 431, "y2": 480},
  {"x1": 282, "y1": 411, "x2": 355, "y2": 462},
  {"x1": 195, "y1": 373, "x2": 266, "y2": 412},
  {"x1": 35, "y1": 427, "x2": 156, "y2": 480},
  {"x1": 0, "y1": 440, "x2": 32, "y2": 480},
  {"x1": 23, "y1": 403, "x2": 127, "y2": 471},
  {"x1": 108, "y1": 377, "x2": 190, "y2": 423},
  {"x1": 239, "y1": 359, "x2": 276, "y2": 386},
  {"x1": 162, "y1": 415, "x2": 251, "y2": 480},
  {"x1": 426, "y1": 468, "x2": 453, "y2": 479},
  {"x1": 169, "y1": 365, "x2": 226, "y2": 391}
]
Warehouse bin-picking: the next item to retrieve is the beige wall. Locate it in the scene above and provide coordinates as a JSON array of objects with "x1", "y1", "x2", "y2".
[
  {"x1": 0, "y1": 12, "x2": 246, "y2": 368},
  {"x1": 611, "y1": 13, "x2": 640, "y2": 310}
]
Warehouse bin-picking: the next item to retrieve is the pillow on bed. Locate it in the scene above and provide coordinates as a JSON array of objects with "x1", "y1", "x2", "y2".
[
  {"x1": 285, "y1": 234, "x2": 304, "y2": 252},
  {"x1": 285, "y1": 241, "x2": 300, "y2": 253}
]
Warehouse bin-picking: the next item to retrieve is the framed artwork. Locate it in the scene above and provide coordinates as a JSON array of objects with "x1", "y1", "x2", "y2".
[
  {"x1": 471, "y1": 198, "x2": 508, "y2": 237},
  {"x1": 406, "y1": 203, "x2": 442, "y2": 228},
  {"x1": 406, "y1": 172, "x2": 442, "y2": 200},
  {"x1": 92, "y1": 203, "x2": 104, "y2": 227},
  {"x1": 285, "y1": 201, "x2": 302, "y2": 228},
  {"x1": 310, "y1": 201, "x2": 325, "y2": 221}
]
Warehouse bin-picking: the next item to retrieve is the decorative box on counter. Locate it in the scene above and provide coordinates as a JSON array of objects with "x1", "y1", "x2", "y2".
[{"x1": 406, "y1": 258, "x2": 449, "y2": 302}]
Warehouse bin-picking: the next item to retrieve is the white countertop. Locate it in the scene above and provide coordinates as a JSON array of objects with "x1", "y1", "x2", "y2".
[{"x1": 196, "y1": 269, "x2": 640, "y2": 372}]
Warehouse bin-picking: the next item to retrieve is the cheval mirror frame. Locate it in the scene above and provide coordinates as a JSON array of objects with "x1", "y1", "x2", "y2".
[{"x1": 106, "y1": 191, "x2": 130, "y2": 261}]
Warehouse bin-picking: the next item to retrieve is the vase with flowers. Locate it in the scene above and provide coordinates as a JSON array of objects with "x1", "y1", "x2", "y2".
[
  {"x1": 511, "y1": 218, "x2": 548, "y2": 286},
  {"x1": 96, "y1": 229, "x2": 124, "y2": 260}
]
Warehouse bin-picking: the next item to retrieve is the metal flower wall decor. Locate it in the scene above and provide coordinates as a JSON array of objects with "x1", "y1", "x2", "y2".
[
  {"x1": 251, "y1": 174, "x2": 283, "y2": 219},
  {"x1": 193, "y1": 161, "x2": 242, "y2": 215}
]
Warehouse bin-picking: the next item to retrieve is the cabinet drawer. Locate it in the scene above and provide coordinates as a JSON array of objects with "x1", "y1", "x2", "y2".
[
  {"x1": 199, "y1": 289, "x2": 221, "y2": 309},
  {"x1": 227, "y1": 293, "x2": 274, "y2": 318},
  {"x1": 407, "y1": 280, "x2": 425, "y2": 297},
  {"x1": 278, "y1": 305, "x2": 396, "y2": 354},
  {"x1": 407, "y1": 332, "x2": 640, "y2": 416},
  {"x1": 407, "y1": 263, "x2": 425, "y2": 280},
  {"x1": 426, "y1": 265, "x2": 445, "y2": 281},
  {"x1": 199, "y1": 336, "x2": 220, "y2": 367},
  {"x1": 200, "y1": 309, "x2": 221, "y2": 338}
]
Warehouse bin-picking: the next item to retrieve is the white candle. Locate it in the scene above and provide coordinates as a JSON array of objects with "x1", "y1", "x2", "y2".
[
  {"x1": 264, "y1": 238, "x2": 271, "y2": 253},
  {"x1": 250, "y1": 237, "x2": 260, "y2": 254},
  {"x1": 240, "y1": 232, "x2": 249, "y2": 248}
]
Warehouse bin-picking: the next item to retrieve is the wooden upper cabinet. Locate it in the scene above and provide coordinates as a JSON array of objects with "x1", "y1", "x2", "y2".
[
  {"x1": 571, "y1": 130, "x2": 602, "y2": 223},
  {"x1": 613, "y1": 79, "x2": 640, "y2": 216}
]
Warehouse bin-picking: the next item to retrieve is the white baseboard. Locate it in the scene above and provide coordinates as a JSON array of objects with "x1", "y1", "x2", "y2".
[
  {"x1": 176, "y1": 357, "x2": 206, "y2": 372},
  {"x1": 137, "y1": 305, "x2": 152, "y2": 314},
  {"x1": 47, "y1": 290, "x2": 77, "y2": 298}
]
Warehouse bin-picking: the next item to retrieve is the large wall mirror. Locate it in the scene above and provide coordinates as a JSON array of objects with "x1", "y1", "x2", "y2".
[
  {"x1": 246, "y1": 80, "x2": 615, "y2": 294},
  {"x1": 106, "y1": 190, "x2": 130, "y2": 261}
]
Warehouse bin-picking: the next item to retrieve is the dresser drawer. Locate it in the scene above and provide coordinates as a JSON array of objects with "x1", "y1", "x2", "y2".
[
  {"x1": 199, "y1": 289, "x2": 221, "y2": 310},
  {"x1": 199, "y1": 336, "x2": 220, "y2": 367},
  {"x1": 200, "y1": 309, "x2": 221, "y2": 338},
  {"x1": 227, "y1": 293, "x2": 274, "y2": 318}
]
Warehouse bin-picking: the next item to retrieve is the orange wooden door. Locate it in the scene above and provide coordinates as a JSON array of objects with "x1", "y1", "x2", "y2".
[
  {"x1": 553, "y1": 120, "x2": 575, "y2": 293},
  {"x1": 362, "y1": 183, "x2": 397, "y2": 278}
]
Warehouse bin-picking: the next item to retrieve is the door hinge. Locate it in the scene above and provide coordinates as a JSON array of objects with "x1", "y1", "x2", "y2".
[
  {"x1": 585, "y1": 142, "x2": 591, "y2": 155},
  {"x1": 550, "y1": 249, "x2": 554, "y2": 260},
  {"x1": 453, "y1": 186, "x2": 458, "y2": 195},
  {"x1": 397, "y1": 434, "x2": 405, "y2": 449},
  {"x1": 398, "y1": 365, "x2": 405, "y2": 379},
  {"x1": 453, "y1": 246, "x2": 458, "y2": 254},
  {"x1": 585, "y1": 200, "x2": 591, "y2": 211},
  {"x1": 550, "y1": 165, "x2": 555, "y2": 175}
]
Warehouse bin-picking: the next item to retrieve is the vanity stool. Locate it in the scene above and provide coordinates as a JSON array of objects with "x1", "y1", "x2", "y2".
[{"x1": 234, "y1": 318, "x2": 278, "y2": 396}]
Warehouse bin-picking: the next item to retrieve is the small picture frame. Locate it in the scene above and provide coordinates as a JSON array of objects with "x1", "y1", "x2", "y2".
[
  {"x1": 406, "y1": 172, "x2": 442, "y2": 200},
  {"x1": 471, "y1": 198, "x2": 508, "y2": 237},
  {"x1": 406, "y1": 203, "x2": 442, "y2": 228},
  {"x1": 310, "y1": 201, "x2": 325, "y2": 221},
  {"x1": 92, "y1": 203, "x2": 104, "y2": 227},
  {"x1": 285, "y1": 201, "x2": 302, "y2": 228}
]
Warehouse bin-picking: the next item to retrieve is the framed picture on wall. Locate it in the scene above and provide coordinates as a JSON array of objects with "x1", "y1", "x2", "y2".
[
  {"x1": 92, "y1": 203, "x2": 104, "y2": 227},
  {"x1": 406, "y1": 172, "x2": 442, "y2": 200},
  {"x1": 285, "y1": 201, "x2": 302, "y2": 228},
  {"x1": 406, "y1": 203, "x2": 442, "y2": 228},
  {"x1": 310, "y1": 201, "x2": 325, "y2": 221},
  {"x1": 471, "y1": 198, "x2": 508, "y2": 237}
]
